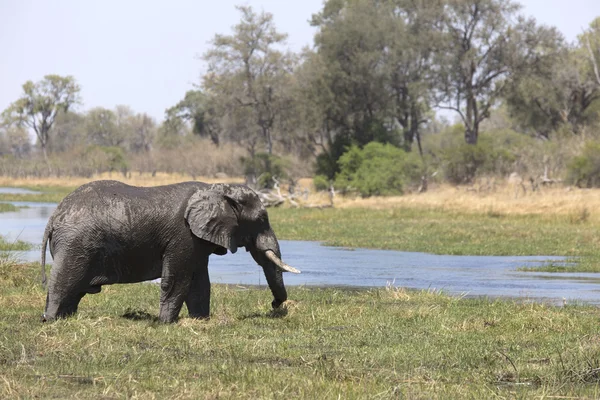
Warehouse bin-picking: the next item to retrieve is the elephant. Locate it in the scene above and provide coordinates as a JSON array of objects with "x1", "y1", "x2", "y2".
[{"x1": 40, "y1": 180, "x2": 300, "y2": 323}]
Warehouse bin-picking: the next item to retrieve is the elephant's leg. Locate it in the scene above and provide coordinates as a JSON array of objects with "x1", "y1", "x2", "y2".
[
  {"x1": 185, "y1": 255, "x2": 210, "y2": 319},
  {"x1": 43, "y1": 254, "x2": 89, "y2": 321},
  {"x1": 158, "y1": 258, "x2": 193, "y2": 323}
]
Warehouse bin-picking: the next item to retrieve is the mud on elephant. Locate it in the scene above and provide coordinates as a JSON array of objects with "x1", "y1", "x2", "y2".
[{"x1": 40, "y1": 180, "x2": 300, "y2": 323}]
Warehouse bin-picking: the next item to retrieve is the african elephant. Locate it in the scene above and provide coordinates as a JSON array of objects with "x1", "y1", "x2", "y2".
[{"x1": 40, "y1": 180, "x2": 300, "y2": 323}]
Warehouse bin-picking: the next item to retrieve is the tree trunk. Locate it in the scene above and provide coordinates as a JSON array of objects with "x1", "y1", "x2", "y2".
[
  {"x1": 41, "y1": 143, "x2": 53, "y2": 175},
  {"x1": 465, "y1": 125, "x2": 478, "y2": 144}
]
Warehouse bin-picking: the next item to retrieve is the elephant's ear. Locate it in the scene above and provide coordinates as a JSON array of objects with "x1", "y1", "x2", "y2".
[{"x1": 185, "y1": 189, "x2": 239, "y2": 254}]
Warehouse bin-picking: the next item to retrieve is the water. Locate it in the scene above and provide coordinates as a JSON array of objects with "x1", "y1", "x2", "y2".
[
  {"x1": 0, "y1": 187, "x2": 40, "y2": 195},
  {"x1": 1, "y1": 199, "x2": 598, "y2": 305}
]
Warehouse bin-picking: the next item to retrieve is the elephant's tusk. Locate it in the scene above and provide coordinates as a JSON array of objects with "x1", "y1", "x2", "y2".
[{"x1": 265, "y1": 250, "x2": 301, "y2": 274}]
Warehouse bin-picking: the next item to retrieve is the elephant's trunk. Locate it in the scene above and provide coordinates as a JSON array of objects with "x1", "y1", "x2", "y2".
[
  {"x1": 262, "y1": 263, "x2": 288, "y2": 309},
  {"x1": 249, "y1": 229, "x2": 300, "y2": 308}
]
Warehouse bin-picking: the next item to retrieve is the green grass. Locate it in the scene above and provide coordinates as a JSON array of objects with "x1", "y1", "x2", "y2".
[
  {"x1": 2, "y1": 262, "x2": 600, "y2": 398},
  {"x1": 517, "y1": 262, "x2": 580, "y2": 273},
  {"x1": 0, "y1": 235, "x2": 31, "y2": 252},
  {"x1": 0, "y1": 185, "x2": 75, "y2": 203},
  {"x1": 0, "y1": 202, "x2": 18, "y2": 213}
]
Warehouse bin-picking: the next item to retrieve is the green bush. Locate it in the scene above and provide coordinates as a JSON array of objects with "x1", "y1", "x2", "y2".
[
  {"x1": 312, "y1": 175, "x2": 330, "y2": 192},
  {"x1": 567, "y1": 142, "x2": 600, "y2": 188},
  {"x1": 335, "y1": 142, "x2": 423, "y2": 197},
  {"x1": 441, "y1": 135, "x2": 516, "y2": 184},
  {"x1": 84, "y1": 146, "x2": 129, "y2": 175},
  {"x1": 241, "y1": 153, "x2": 289, "y2": 189}
]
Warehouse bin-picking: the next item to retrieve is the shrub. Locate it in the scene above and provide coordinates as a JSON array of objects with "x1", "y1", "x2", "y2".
[
  {"x1": 241, "y1": 153, "x2": 289, "y2": 189},
  {"x1": 84, "y1": 146, "x2": 129, "y2": 175},
  {"x1": 566, "y1": 141, "x2": 600, "y2": 187},
  {"x1": 335, "y1": 142, "x2": 423, "y2": 197},
  {"x1": 441, "y1": 135, "x2": 515, "y2": 184},
  {"x1": 312, "y1": 175, "x2": 330, "y2": 192}
]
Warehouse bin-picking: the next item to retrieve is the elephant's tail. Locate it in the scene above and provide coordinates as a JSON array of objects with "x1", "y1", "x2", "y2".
[{"x1": 41, "y1": 217, "x2": 53, "y2": 289}]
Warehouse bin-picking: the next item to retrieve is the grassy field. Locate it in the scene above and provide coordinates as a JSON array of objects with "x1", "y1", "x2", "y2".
[{"x1": 2, "y1": 262, "x2": 600, "y2": 398}]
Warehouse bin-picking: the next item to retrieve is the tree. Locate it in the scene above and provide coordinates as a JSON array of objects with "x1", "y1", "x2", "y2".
[
  {"x1": 202, "y1": 5, "x2": 297, "y2": 156},
  {"x1": 165, "y1": 90, "x2": 219, "y2": 145},
  {"x1": 384, "y1": 0, "x2": 444, "y2": 153},
  {"x1": 505, "y1": 19, "x2": 600, "y2": 137},
  {"x1": 0, "y1": 126, "x2": 31, "y2": 158},
  {"x1": 581, "y1": 17, "x2": 600, "y2": 88},
  {"x1": 435, "y1": 0, "x2": 543, "y2": 144},
  {"x1": 300, "y1": 0, "x2": 442, "y2": 177},
  {"x1": 85, "y1": 107, "x2": 123, "y2": 148},
  {"x1": 129, "y1": 113, "x2": 156, "y2": 153},
  {"x1": 1, "y1": 75, "x2": 81, "y2": 161},
  {"x1": 49, "y1": 111, "x2": 86, "y2": 152},
  {"x1": 309, "y1": 0, "x2": 392, "y2": 148}
]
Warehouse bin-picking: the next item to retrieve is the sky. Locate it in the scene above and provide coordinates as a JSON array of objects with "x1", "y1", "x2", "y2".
[{"x1": 1, "y1": 0, "x2": 599, "y2": 123}]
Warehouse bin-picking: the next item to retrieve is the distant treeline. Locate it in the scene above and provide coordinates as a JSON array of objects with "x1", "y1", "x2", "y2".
[{"x1": 2, "y1": 0, "x2": 600, "y2": 194}]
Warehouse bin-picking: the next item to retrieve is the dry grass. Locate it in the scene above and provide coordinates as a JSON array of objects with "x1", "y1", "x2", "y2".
[
  {"x1": 2, "y1": 174, "x2": 600, "y2": 223},
  {"x1": 335, "y1": 181, "x2": 600, "y2": 220},
  {"x1": 0, "y1": 172, "x2": 244, "y2": 189}
]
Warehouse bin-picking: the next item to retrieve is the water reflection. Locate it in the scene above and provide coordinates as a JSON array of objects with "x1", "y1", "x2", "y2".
[{"x1": 1, "y1": 200, "x2": 598, "y2": 305}]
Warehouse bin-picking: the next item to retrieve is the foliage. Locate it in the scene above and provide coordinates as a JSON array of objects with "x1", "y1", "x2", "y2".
[
  {"x1": 241, "y1": 152, "x2": 289, "y2": 189},
  {"x1": 202, "y1": 5, "x2": 297, "y2": 156},
  {"x1": 441, "y1": 133, "x2": 516, "y2": 184},
  {"x1": 84, "y1": 146, "x2": 129, "y2": 175},
  {"x1": 335, "y1": 142, "x2": 423, "y2": 196},
  {"x1": 505, "y1": 19, "x2": 600, "y2": 137},
  {"x1": 567, "y1": 141, "x2": 600, "y2": 187},
  {"x1": 435, "y1": 0, "x2": 560, "y2": 144},
  {"x1": 165, "y1": 90, "x2": 219, "y2": 145},
  {"x1": 85, "y1": 106, "x2": 156, "y2": 153},
  {"x1": 47, "y1": 111, "x2": 86, "y2": 153},
  {"x1": 0, "y1": 126, "x2": 31, "y2": 157},
  {"x1": 1, "y1": 75, "x2": 81, "y2": 159},
  {"x1": 312, "y1": 175, "x2": 330, "y2": 192},
  {"x1": 303, "y1": 0, "x2": 440, "y2": 175}
]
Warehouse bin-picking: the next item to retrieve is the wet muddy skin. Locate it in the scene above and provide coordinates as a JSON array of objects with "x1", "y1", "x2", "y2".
[{"x1": 1, "y1": 196, "x2": 597, "y2": 305}]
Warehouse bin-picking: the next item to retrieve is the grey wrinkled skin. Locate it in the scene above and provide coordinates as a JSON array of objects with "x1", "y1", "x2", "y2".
[{"x1": 41, "y1": 180, "x2": 289, "y2": 323}]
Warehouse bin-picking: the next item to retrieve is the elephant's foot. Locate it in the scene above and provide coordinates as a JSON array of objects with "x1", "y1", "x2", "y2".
[
  {"x1": 158, "y1": 301, "x2": 185, "y2": 323},
  {"x1": 185, "y1": 293, "x2": 210, "y2": 320},
  {"x1": 188, "y1": 313, "x2": 210, "y2": 320}
]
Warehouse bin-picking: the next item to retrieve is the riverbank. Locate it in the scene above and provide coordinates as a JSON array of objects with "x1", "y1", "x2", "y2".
[{"x1": 1, "y1": 261, "x2": 599, "y2": 398}]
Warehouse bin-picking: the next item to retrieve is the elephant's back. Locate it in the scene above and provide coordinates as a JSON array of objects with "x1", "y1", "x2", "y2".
[
  {"x1": 61, "y1": 180, "x2": 208, "y2": 205},
  {"x1": 52, "y1": 180, "x2": 207, "y2": 231}
]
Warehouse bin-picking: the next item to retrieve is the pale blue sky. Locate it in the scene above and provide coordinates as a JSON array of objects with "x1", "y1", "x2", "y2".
[{"x1": 1, "y1": 0, "x2": 599, "y2": 122}]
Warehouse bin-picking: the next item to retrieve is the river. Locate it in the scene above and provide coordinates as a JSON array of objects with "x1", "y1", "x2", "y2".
[{"x1": 2, "y1": 194, "x2": 598, "y2": 305}]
